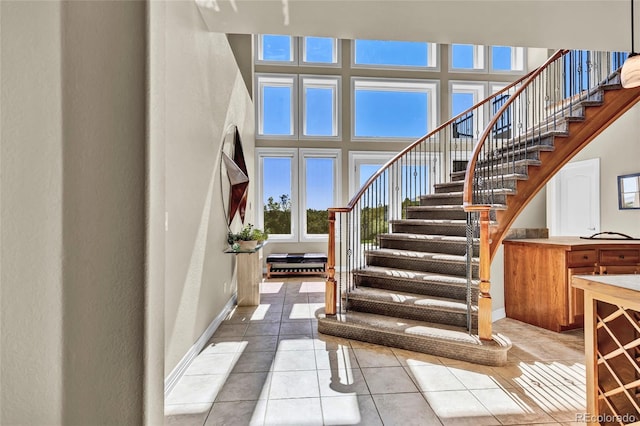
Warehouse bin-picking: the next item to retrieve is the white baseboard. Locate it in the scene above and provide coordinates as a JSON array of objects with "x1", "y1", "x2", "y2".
[
  {"x1": 492, "y1": 307, "x2": 506, "y2": 322},
  {"x1": 164, "y1": 294, "x2": 237, "y2": 398}
]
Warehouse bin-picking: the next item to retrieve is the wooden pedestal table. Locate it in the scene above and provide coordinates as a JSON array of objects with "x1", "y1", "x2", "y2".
[
  {"x1": 225, "y1": 243, "x2": 264, "y2": 306},
  {"x1": 572, "y1": 274, "x2": 640, "y2": 425}
]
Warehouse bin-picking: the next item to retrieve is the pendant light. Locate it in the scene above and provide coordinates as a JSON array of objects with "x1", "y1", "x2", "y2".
[{"x1": 622, "y1": 0, "x2": 640, "y2": 87}]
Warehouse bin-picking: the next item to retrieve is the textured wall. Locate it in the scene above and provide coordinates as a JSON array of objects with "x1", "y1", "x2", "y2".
[
  {"x1": 161, "y1": 0, "x2": 255, "y2": 374},
  {"x1": 1, "y1": 2, "x2": 64, "y2": 423},
  {"x1": 1, "y1": 1, "x2": 148, "y2": 424}
]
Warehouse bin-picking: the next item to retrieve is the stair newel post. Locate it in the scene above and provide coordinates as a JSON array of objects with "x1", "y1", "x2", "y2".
[
  {"x1": 326, "y1": 210, "x2": 337, "y2": 315},
  {"x1": 478, "y1": 207, "x2": 492, "y2": 340}
]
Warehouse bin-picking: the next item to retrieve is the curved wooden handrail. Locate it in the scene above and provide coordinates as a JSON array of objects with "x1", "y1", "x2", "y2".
[
  {"x1": 462, "y1": 49, "x2": 569, "y2": 208},
  {"x1": 328, "y1": 65, "x2": 540, "y2": 215}
]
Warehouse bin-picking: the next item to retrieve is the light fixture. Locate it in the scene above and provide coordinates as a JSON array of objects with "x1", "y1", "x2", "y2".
[{"x1": 622, "y1": 0, "x2": 640, "y2": 87}]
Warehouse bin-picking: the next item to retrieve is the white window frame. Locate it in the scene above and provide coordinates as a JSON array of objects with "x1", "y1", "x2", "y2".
[
  {"x1": 449, "y1": 44, "x2": 486, "y2": 72},
  {"x1": 489, "y1": 46, "x2": 526, "y2": 74},
  {"x1": 351, "y1": 78, "x2": 439, "y2": 142},
  {"x1": 490, "y1": 81, "x2": 520, "y2": 139},
  {"x1": 350, "y1": 40, "x2": 439, "y2": 71},
  {"x1": 255, "y1": 34, "x2": 297, "y2": 65},
  {"x1": 255, "y1": 74, "x2": 298, "y2": 139},
  {"x1": 300, "y1": 37, "x2": 341, "y2": 67},
  {"x1": 449, "y1": 81, "x2": 487, "y2": 139},
  {"x1": 299, "y1": 148, "x2": 342, "y2": 242},
  {"x1": 299, "y1": 75, "x2": 341, "y2": 140},
  {"x1": 256, "y1": 148, "x2": 299, "y2": 242}
]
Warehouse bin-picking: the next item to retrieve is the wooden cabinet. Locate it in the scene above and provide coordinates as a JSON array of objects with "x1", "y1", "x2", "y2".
[{"x1": 504, "y1": 238, "x2": 640, "y2": 332}]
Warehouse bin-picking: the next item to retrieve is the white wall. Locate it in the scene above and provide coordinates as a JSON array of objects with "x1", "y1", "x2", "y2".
[
  {"x1": 1, "y1": 2, "x2": 64, "y2": 423},
  {"x1": 1, "y1": 1, "x2": 149, "y2": 424},
  {"x1": 568, "y1": 102, "x2": 640, "y2": 236},
  {"x1": 158, "y1": 1, "x2": 255, "y2": 374}
]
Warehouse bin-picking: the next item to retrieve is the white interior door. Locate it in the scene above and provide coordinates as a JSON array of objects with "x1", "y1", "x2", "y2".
[{"x1": 548, "y1": 158, "x2": 600, "y2": 237}]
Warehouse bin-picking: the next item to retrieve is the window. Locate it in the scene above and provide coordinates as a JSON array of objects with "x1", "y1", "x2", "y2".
[
  {"x1": 450, "y1": 44, "x2": 485, "y2": 71},
  {"x1": 257, "y1": 35, "x2": 296, "y2": 64},
  {"x1": 257, "y1": 149, "x2": 298, "y2": 241},
  {"x1": 300, "y1": 149, "x2": 341, "y2": 240},
  {"x1": 300, "y1": 76, "x2": 340, "y2": 138},
  {"x1": 257, "y1": 148, "x2": 339, "y2": 242},
  {"x1": 352, "y1": 40, "x2": 437, "y2": 69},
  {"x1": 302, "y1": 37, "x2": 339, "y2": 65},
  {"x1": 490, "y1": 46, "x2": 525, "y2": 72},
  {"x1": 256, "y1": 74, "x2": 297, "y2": 138},
  {"x1": 450, "y1": 81, "x2": 486, "y2": 138},
  {"x1": 352, "y1": 78, "x2": 438, "y2": 141}
]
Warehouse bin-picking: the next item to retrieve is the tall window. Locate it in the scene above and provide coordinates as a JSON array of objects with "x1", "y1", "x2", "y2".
[
  {"x1": 300, "y1": 76, "x2": 340, "y2": 138},
  {"x1": 352, "y1": 78, "x2": 438, "y2": 140},
  {"x1": 257, "y1": 149, "x2": 298, "y2": 240},
  {"x1": 450, "y1": 81, "x2": 486, "y2": 138},
  {"x1": 300, "y1": 149, "x2": 341, "y2": 240},
  {"x1": 256, "y1": 74, "x2": 296, "y2": 137},
  {"x1": 353, "y1": 40, "x2": 438, "y2": 69}
]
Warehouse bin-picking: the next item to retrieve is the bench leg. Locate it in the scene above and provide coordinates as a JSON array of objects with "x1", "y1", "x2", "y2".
[{"x1": 267, "y1": 263, "x2": 272, "y2": 279}]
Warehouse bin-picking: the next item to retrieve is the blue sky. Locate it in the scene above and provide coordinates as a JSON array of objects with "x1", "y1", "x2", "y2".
[{"x1": 261, "y1": 38, "x2": 514, "y2": 214}]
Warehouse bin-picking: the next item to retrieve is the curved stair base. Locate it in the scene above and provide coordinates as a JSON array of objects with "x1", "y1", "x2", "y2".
[{"x1": 317, "y1": 311, "x2": 511, "y2": 367}]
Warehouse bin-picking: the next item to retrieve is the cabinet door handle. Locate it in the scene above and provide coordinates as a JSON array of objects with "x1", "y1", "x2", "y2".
[
  {"x1": 620, "y1": 255, "x2": 625, "y2": 259},
  {"x1": 583, "y1": 255, "x2": 589, "y2": 260}
]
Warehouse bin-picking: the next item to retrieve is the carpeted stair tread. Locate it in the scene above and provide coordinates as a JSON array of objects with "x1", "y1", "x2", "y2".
[
  {"x1": 316, "y1": 311, "x2": 511, "y2": 366},
  {"x1": 420, "y1": 188, "x2": 515, "y2": 199},
  {"x1": 348, "y1": 287, "x2": 476, "y2": 313},
  {"x1": 390, "y1": 218, "x2": 496, "y2": 226},
  {"x1": 405, "y1": 205, "x2": 506, "y2": 212},
  {"x1": 378, "y1": 233, "x2": 479, "y2": 244},
  {"x1": 354, "y1": 265, "x2": 479, "y2": 287},
  {"x1": 365, "y1": 248, "x2": 478, "y2": 265}
]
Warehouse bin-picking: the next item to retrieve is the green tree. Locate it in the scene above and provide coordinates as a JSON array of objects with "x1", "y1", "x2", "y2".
[{"x1": 264, "y1": 194, "x2": 291, "y2": 234}]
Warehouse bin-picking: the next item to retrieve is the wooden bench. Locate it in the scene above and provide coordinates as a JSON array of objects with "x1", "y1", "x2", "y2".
[{"x1": 266, "y1": 253, "x2": 328, "y2": 278}]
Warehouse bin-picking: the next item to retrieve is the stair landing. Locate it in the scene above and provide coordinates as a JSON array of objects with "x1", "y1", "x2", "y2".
[{"x1": 318, "y1": 311, "x2": 511, "y2": 366}]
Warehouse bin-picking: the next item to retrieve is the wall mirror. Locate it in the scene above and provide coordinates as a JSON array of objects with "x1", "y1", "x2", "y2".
[{"x1": 618, "y1": 172, "x2": 640, "y2": 209}]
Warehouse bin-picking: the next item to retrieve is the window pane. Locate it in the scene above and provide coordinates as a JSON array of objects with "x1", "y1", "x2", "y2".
[
  {"x1": 305, "y1": 87, "x2": 334, "y2": 136},
  {"x1": 451, "y1": 44, "x2": 474, "y2": 69},
  {"x1": 262, "y1": 86, "x2": 292, "y2": 135},
  {"x1": 305, "y1": 158, "x2": 334, "y2": 234},
  {"x1": 492, "y1": 46, "x2": 512, "y2": 70},
  {"x1": 261, "y1": 35, "x2": 292, "y2": 61},
  {"x1": 304, "y1": 37, "x2": 335, "y2": 63},
  {"x1": 355, "y1": 90, "x2": 427, "y2": 138},
  {"x1": 452, "y1": 92, "x2": 474, "y2": 116},
  {"x1": 263, "y1": 157, "x2": 292, "y2": 235},
  {"x1": 355, "y1": 40, "x2": 429, "y2": 67}
]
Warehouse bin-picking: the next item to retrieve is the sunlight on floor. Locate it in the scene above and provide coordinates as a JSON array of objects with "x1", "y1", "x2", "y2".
[{"x1": 165, "y1": 277, "x2": 587, "y2": 425}]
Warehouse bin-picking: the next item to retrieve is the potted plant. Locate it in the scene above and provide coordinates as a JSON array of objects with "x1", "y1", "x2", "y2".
[{"x1": 227, "y1": 224, "x2": 268, "y2": 251}]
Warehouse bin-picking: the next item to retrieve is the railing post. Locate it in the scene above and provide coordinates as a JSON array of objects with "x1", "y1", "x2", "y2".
[
  {"x1": 477, "y1": 208, "x2": 492, "y2": 340},
  {"x1": 326, "y1": 210, "x2": 337, "y2": 315}
]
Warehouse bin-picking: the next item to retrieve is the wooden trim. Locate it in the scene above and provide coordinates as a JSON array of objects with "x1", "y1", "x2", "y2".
[
  {"x1": 478, "y1": 208, "x2": 492, "y2": 340},
  {"x1": 325, "y1": 210, "x2": 337, "y2": 315}
]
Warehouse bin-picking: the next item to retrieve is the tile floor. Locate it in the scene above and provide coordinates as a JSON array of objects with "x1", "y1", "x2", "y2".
[{"x1": 165, "y1": 278, "x2": 587, "y2": 426}]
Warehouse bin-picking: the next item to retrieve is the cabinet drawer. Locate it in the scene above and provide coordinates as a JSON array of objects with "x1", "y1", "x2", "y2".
[
  {"x1": 599, "y1": 249, "x2": 640, "y2": 265},
  {"x1": 600, "y1": 265, "x2": 640, "y2": 274},
  {"x1": 567, "y1": 250, "x2": 597, "y2": 267}
]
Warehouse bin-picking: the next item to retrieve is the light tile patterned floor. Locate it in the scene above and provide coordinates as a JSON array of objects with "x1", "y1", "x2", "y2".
[{"x1": 165, "y1": 278, "x2": 587, "y2": 426}]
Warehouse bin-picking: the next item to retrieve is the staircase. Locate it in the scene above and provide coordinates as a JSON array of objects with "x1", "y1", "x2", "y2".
[{"x1": 317, "y1": 50, "x2": 640, "y2": 366}]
